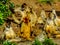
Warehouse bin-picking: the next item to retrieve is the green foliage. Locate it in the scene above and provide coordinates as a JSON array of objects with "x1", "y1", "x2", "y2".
[
  {"x1": 0, "y1": 40, "x2": 4, "y2": 44},
  {"x1": 0, "y1": 19, "x2": 4, "y2": 25},
  {"x1": 32, "y1": 39, "x2": 43, "y2": 45},
  {"x1": 9, "y1": 2, "x2": 15, "y2": 9},
  {"x1": 43, "y1": 38, "x2": 57, "y2": 45},
  {"x1": 38, "y1": 0, "x2": 54, "y2": 4},
  {"x1": 32, "y1": 38, "x2": 57, "y2": 45},
  {"x1": 0, "y1": 0, "x2": 14, "y2": 25},
  {"x1": 0, "y1": 0, "x2": 10, "y2": 4},
  {"x1": 3, "y1": 40, "x2": 16, "y2": 45}
]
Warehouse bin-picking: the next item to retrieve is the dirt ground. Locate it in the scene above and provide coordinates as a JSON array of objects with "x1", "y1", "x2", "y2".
[
  {"x1": 11, "y1": 0, "x2": 60, "y2": 11},
  {"x1": 11, "y1": 0, "x2": 60, "y2": 17}
]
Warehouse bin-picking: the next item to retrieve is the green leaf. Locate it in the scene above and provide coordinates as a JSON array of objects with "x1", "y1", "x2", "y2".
[
  {"x1": 43, "y1": 38, "x2": 57, "y2": 45},
  {"x1": 32, "y1": 38, "x2": 57, "y2": 45},
  {"x1": 0, "y1": 19, "x2": 4, "y2": 25},
  {"x1": 32, "y1": 39, "x2": 43, "y2": 45},
  {"x1": 9, "y1": 2, "x2": 15, "y2": 9},
  {"x1": 0, "y1": 12, "x2": 3, "y2": 19},
  {"x1": 0, "y1": 0, "x2": 10, "y2": 4},
  {"x1": 38, "y1": 0, "x2": 54, "y2": 4},
  {"x1": 3, "y1": 40, "x2": 16, "y2": 45},
  {"x1": 0, "y1": 0, "x2": 14, "y2": 25}
]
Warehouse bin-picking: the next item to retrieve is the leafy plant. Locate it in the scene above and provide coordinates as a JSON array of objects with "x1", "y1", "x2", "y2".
[
  {"x1": 0, "y1": 40, "x2": 4, "y2": 44},
  {"x1": 32, "y1": 38, "x2": 57, "y2": 45},
  {"x1": 38, "y1": 0, "x2": 54, "y2": 4},
  {"x1": 9, "y1": 2, "x2": 15, "y2": 9},
  {"x1": 0, "y1": 0, "x2": 14, "y2": 25},
  {"x1": 3, "y1": 40, "x2": 16, "y2": 45},
  {"x1": 43, "y1": 38, "x2": 57, "y2": 45},
  {"x1": 32, "y1": 39, "x2": 43, "y2": 45},
  {"x1": 0, "y1": 0, "x2": 10, "y2": 4}
]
